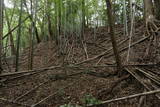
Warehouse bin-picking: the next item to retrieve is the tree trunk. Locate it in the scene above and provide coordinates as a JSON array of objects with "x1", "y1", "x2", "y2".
[
  {"x1": 47, "y1": 14, "x2": 53, "y2": 40},
  {"x1": 46, "y1": 0, "x2": 53, "y2": 41},
  {"x1": 28, "y1": 27, "x2": 33, "y2": 70},
  {"x1": 34, "y1": 24, "x2": 41, "y2": 43},
  {"x1": 143, "y1": 0, "x2": 154, "y2": 21},
  {"x1": 54, "y1": 0, "x2": 58, "y2": 45},
  {"x1": 81, "y1": 0, "x2": 85, "y2": 39},
  {"x1": 24, "y1": 0, "x2": 41, "y2": 44},
  {"x1": 105, "y1": 0, "x2": 123, "y2": 74},
  {"x1": 15, "y1": 0, "x2": 23, "y2": 72},
  {"x1": 58, "y1": 0, "x2": 62, "y2": 53},
  {"x1": 58, "y1": 0, "x2": 61, "y2": 36},
  {"x1": 0, "y1": 0, "x2": 3, "y2": 73},
  {"x1": 5, "y1": 9, "x2": 16, "y2": 56},
  {"x1": 28, "y1": 0, "x2": 38, "y2": 70},
  {"x1": 154, "y1": 0, "x2": 160, "y2": 20}
]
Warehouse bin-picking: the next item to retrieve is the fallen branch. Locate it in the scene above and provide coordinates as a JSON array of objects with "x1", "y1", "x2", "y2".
[
  {"x1": 0, "y1": 97, "x2": 31, "y2": 107},
  {"x1": 75, "y1": 38, "x2": 129, "y2": 65},
  {"x1": 97, "y1": 74, "x2": 130, "y2": 100},
  {"x1": 0, "y1": 66, "x2": 61, "y2": 78},
  {"x1": 14, "y1": 80, "x2": 50, "y2": 102},
  {"x1": 14, "y1": 72, "x2": 83, "y2": 102},
  {"x1": 76, "y1": 36, "x2": 149, "y2": 65},
  {"x1": 31, "y1": 81, "x2": 78, "y2": 107},
  {"x1": 104, "y1": 36, "x2": 149, "y2": 59},
  {"x1": 0, "y1": 62, "x2": 157, "y2": 78},
  {"x1": 136, "y1": 68, "x2": 160, "y2": 85},
  {"x1": 85, "y1": 71, "x2": 116, "y2": 78},
  {"x1": 88, "y1": 89, "x2": 160, "y2": 107},
  {"x1": 125, "y1": 67, "x2": 160, "y2": 99},
  {"x1": 1, "y1": 71, "x2": 45, "y2": 83}
]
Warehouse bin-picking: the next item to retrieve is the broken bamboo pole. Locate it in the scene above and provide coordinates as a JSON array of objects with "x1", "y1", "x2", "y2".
[
  {"x1": 75, "y1": 38, "x2": 129, "y2": 65},
  {"x1": 31, "y1": 81, "x2": 78, "y2": 107},
  {"x1": 14, "y1": 72, "x2": 83, "y2": 102},
  {"x1": 88, "y1": 89, "x2": 160, "y2": 107},
  {"x1": 104, "y1": 36, "x2": 149, "y2": 59},
  {"x1": 0, "y1": 97, "x2": 31, "y2": 107},
  {"x1": 0, "y1": 62, "x2": 157, "y2": 79}
]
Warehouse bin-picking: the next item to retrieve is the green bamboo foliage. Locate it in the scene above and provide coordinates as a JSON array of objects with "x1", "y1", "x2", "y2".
[{"x1": 2, "y1": 0, "x2": 145, "y2": 57}]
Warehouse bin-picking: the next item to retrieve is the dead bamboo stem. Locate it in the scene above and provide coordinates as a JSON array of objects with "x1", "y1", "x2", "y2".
[
  {"x1": 88, "y1": 89, "x2": 160, "y2": 107},
  {"x1": 0, "y1": 97, "x2": 31, "y2": 107},
  {"x1": 31, "y1": 81, "x2": 78, "y2": 107},
  {"x1": 0, "y1": 62, "x2": 157, "y2": 79},
  {"x1": 75, "y1": 38, "x2": 129, "y2": 65},
  {"x1": 14, "y1": 72, "x2": 83, "y2": 102}
]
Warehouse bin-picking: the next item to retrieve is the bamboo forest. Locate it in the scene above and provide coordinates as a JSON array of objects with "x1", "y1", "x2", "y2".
[{"x1": 0, "y1": 0, "x2": 160, "y2": 106}]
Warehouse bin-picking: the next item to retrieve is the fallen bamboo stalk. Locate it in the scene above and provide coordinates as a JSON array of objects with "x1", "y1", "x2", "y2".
[
  {"x1": 14, "y1": 72, "x2": 83, "y2": 102},
  {"x1": 31, "y1": 81, "x2": 78, "y2": 107},
  {"x1": 96, "y1": 74, "x2": 130, "y2": 100},
  {"x1": 136, "y1": 68, "x2": 160, "y2": 85},
  {"x1": 125, "y1": 67, "x2": 160, "y2": 99},
  {"x1": 125, "y1": 67, "x2": 153, "y2": 90},
  {"x1": 1, "y1": 67, "x2": 61, "y2": 83},
  {"x1": 104, "y1": 36, "x2": 149, "y2": 59},
  {"x1": 0, "y1": 66, "x2": 61, "y2": 78},
  {"x1": 14, "y1": 80, "x2": 50, "y2": 102},
  {"x1": 1, "y1": 71, "x2": 43, "y2": 83},
  {"x1": 85, "y1": 71, "x2": 116, "y2": 78},
  {"x1": 76, "y1": 36, "x2": 148, "y2": 65},
  {"x1": 75, "y1": 38, "x2": 129, "y2": 65},
  {"x1": 0, "y1": 63, "x2": 158, "y2": 78},
  {"x1": 88, "y1": 89, "x2": 160, "y2": 107},
  {"x1": 0, "y1": 97, "x2": 31, "y2": 107}
]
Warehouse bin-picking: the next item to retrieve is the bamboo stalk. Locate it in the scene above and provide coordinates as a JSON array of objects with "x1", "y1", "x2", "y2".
[
  {"x1": 88, "y1": 89, "x2": 160, "y2": 107},
  {"x1": 31, "y1": 81, "x2": 78, "y2": 107},
  {"x1": 0, "y1": 97, "x2": 31, "y2": 107},
  {"x1": 0, "y1": 63, "x2": 158, "y2": 78}
]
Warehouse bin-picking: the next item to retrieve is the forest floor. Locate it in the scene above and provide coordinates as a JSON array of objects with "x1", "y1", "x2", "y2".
[{"x1": 1, "y1": 21, "x2": 160, "y2": 107}]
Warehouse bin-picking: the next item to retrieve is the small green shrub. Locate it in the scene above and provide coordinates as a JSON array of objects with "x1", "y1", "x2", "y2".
[
  {"x1": 60, "y1": 104, "x2": 81, "y2": 107},
  {"x1": 60, "y1": 104, "x2": 74, "y2": 107},
  {"x1": 82, "y1": 94, "x2": 101, "y2": 106}
]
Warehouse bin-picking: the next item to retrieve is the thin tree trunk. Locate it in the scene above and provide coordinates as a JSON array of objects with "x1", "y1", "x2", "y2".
[
  {"x1": 28, "y1": 0, "x2": 37, "y2": 70},
  {"x1": 5, "y1": 8, "x2": 16, "y2": 56},
  {"x1": 3, "y1": 7, "x2": 43, "y2": 40},
  {"x1": 0, "y1": 0, "x2": 3, "y2": 73},
  {"x1": 58, "y1": 0, "x2": 62, "y2": 49},
  {"x1": 24, "y1": 0, "x2": 41, "y2": 44},
  {"x1": 47, "y1": 15, "x2": 53, "y2": 40},
  {"x1": 34, "y1": 23, "x2": 41, "y2": 43},
  {"x1": 15, "y1": 0, "x2": 23, "y2": 72},
  {"x1": 154, "y1": 0, "x2": 160, "y2": 20},
  {"x1": 28, "y1": 27, "x2": 33, "y2": 70},
  {"x1": 54, "y1": 0, "x2": 58, "y2": 44},
  {"x1": 46, "y1": 0, "x2": 53, "y2": 41},
  {"x1": 81, "y1": 0, "x2": 85, "y2": 39},
  {"x1": 105, "y1": 0, "x2": 123, "y2": 74},
  {"x1": 143, "y1": 0, "x2": 154, "y2": 21}
]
